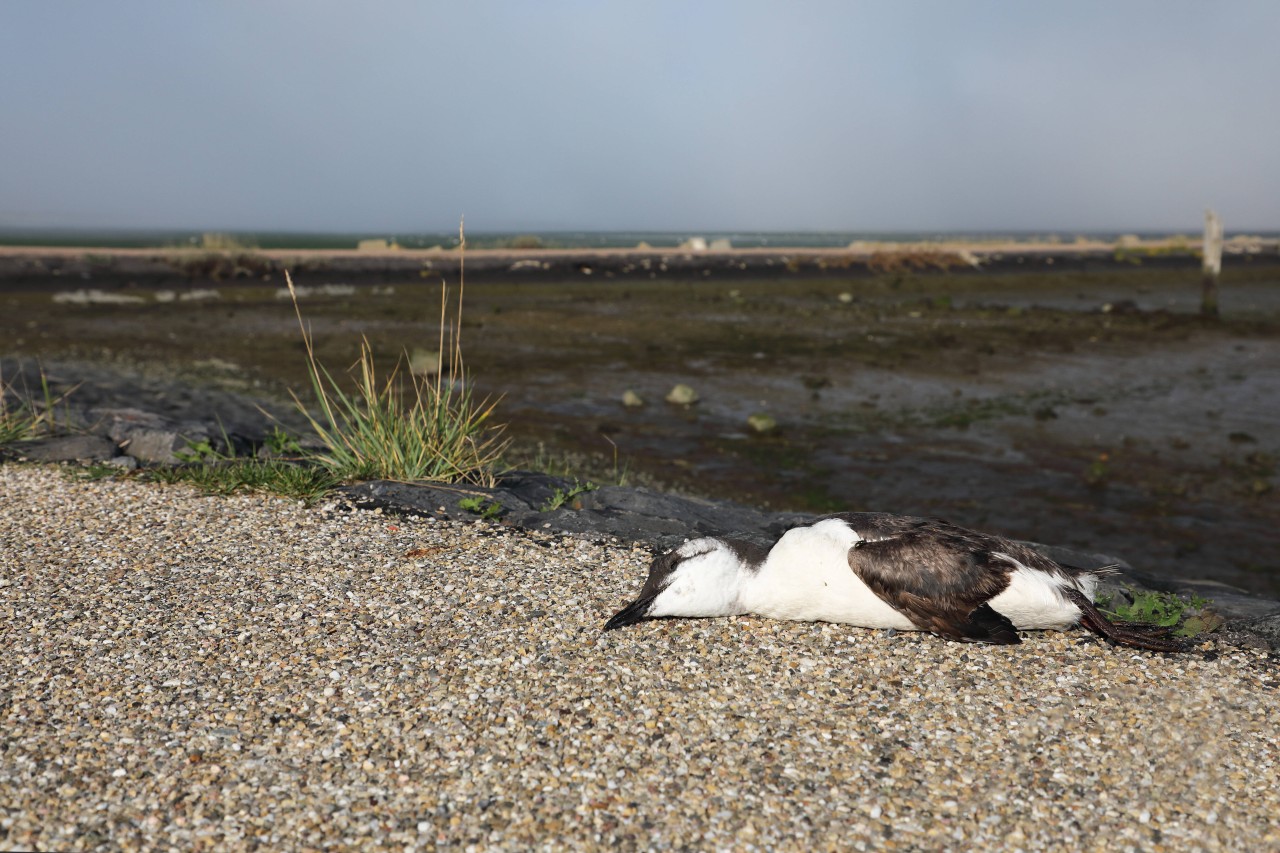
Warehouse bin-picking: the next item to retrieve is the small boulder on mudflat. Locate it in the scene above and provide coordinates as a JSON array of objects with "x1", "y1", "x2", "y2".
[
  {"x1": 665, "y1": 384, "x2": 699, "y2": 405},
  {"x1": 92, "y1": 407, "x2": 212, "y2": 464},
  {"x1": 120, "y1": 428, "x2": 208, "y2": 464}
]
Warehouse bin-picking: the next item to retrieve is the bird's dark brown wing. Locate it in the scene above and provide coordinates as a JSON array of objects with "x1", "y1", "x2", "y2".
[{"x1": 846, "y1": 530, "x2": 1021, "y2": 644}]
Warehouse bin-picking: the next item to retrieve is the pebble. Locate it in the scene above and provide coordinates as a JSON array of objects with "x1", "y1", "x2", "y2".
[
  {"x1": 664, "y1": 384, "x2": 699, "y2": 405},
  {"x1": 1, "y1": 464, "x2": 1278, "y2": 850}
]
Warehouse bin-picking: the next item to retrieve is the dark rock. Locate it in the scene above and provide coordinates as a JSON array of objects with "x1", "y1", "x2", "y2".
[
  {"x1": 1231, "y1": 614, "x2": 1280, "y2": 649},
  {"x1": 13, "y1": 435, "x2": 119, "y2": 463},
  {"x1": 119, "y1": 428, "x2": 206, "y2": 464},
  {"x1": 3, "y1": 356, "x2": 309, "y2": 445},
  {"x1": 90, "y1": 407, "x2": 215, "y2": 464},
  {"x1": 347, "y1": 473, "x2": 1142, "y2": 568},
  {"x1": 94, "y1": 407, "x2": 169, "y2": 442},
  {"x1": 1211, "y1": 624, "x2": 1276, "y2": 651},
  {"x1": 339, "y1": 471, "x2": 808, "y2": 552},
  {"x1": 568, "y1": 484, "x2": 806, "y2": 550},
  {"x1": 103, "y1": 455, "x2": 138, "y2": 471}
]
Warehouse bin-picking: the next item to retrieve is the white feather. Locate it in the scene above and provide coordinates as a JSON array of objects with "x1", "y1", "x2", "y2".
[
  {"x1": 986, "y1": 555, "x2": 1084, "y2": 630},
  {"x1": 739, "y1": 519, "x2": 916, "y2": 629},
  {"x1": 646, "y1": 538, "x2": 748, "y2": 620}
]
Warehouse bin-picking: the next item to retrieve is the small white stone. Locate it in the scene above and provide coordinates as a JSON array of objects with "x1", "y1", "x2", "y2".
[{"x1": 665, "y1": 384, "x2": 699, "y2": 405}]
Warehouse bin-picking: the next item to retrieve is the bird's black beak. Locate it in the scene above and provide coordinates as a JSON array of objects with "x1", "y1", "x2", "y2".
[{"x1": 603, "y1": 594, "x2": 657, "y2": 631}]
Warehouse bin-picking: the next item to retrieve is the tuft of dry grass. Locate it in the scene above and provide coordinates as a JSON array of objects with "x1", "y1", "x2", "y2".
[
  {"x1": 0, "y1": 366, "x2": 71, "y2": 447},
  {"x1": 284, "y1": 221, "x2": 508, "y2": 485}
]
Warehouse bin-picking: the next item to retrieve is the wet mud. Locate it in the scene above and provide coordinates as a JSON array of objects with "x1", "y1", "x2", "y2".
[{"x1": 3, "y1": 261, "x2": 1278, "y2": 595}]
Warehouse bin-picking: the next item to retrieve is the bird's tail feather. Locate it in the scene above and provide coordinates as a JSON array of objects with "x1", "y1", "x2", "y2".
[{"x1": 1060, "y1": 561, "x2": 1123, "y2": 578}]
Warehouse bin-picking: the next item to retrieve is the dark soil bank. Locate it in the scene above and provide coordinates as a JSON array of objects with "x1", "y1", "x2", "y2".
[
  {"x1": 3, "y1": 242, "x2": 1278, "y2": 290},
  {"x1": 3, "y1": 251, "x2": 1278, "y2": 596}
]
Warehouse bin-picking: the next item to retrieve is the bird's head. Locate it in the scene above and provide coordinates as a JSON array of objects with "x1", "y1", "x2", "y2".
[{"x1": 603, "y1": 537, "x2": 765, "y2": 631}]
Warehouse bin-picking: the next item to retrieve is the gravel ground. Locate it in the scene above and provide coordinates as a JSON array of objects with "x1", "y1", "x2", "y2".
[{"x1": 2, "y1": 465, "x2": 1278, "y2": 851}]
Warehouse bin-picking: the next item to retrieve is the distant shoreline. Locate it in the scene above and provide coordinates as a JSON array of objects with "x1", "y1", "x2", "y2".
[
  {"x1": 2, "y1": 237, "x2": 1278, "y2": 290},
  {"x1": 3, "y1": 227, "x2": 1279, "y2": 252}
]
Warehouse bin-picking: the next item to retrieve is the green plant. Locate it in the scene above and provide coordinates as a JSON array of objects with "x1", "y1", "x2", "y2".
[
  {"x1": 1176, "y1": 610, "x2": 1226, "y2": 638},
  {"x1": 284, "y1": 225, "x2": 508, "y2": 485},
  {"x1": 175, "y1": 419, "x2": 244, "y2": 464},
  {"x1": 146, "y1": 458, "x2": 339, "y2": 505},
  {"x1": 145, "y1": 421, "x2": 337, "y2": 504},
  {"x1": 68, "y1": 462, "x2": 127, "y2": 481},
  {"x1": 1083, "y1": 452, "x2": 1111, "y2": 488},
  {"x1": 540, "y1": 480, "x2": 597, "y2": 512},
  {"x1": 0, "y1": 379, "x2": 44, "y2": 445},
  {"x1": 175, "y1": 437, "x2": 225, "y2": 463},
  {"x1": 458, "y1": 496, "x2": 503, "y2": 519},
  {"x1": 264, "y1": 425, "x2": 302, "y2": 456},
  {"x1": 1096, "y1": 589, "x2": 1222, "y2": 637},
  {"x1": 603, "y1": 434, "x2": 630, "y2": 488}
]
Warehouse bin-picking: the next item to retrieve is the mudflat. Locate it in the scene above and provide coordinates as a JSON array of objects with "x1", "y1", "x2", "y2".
[{"x1": 2, "y1": 246, "x2": 1278, "y2": 595}]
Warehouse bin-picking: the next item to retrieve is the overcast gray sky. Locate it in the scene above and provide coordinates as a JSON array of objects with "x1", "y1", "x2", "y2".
[{"x1": 2, "y1": 1, "x2": 1277, "y2": 234}]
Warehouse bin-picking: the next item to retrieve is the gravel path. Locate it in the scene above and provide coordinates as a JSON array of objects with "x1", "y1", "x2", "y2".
[{"x1": 2, "y1": 465, "x2": 1277, "y2": 851}]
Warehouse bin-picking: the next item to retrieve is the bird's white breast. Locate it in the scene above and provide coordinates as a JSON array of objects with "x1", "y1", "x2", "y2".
[{"x1": 739, "y1": 521, "x2": 916, "y2": 629}]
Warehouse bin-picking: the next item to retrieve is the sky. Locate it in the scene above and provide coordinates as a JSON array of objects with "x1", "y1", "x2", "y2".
[{"x1": 2, "y1": 1, "x2": 1278, "y2": 234}]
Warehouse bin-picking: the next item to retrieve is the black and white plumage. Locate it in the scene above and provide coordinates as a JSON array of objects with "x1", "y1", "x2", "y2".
[{"x1": 604, "y1": 513, "x2": 1182, "y2": 652}]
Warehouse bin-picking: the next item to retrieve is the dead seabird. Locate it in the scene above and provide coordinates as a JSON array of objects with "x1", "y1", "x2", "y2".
[{"x1": 604, "y1": 513, "x2": 1183, "y2": 651}]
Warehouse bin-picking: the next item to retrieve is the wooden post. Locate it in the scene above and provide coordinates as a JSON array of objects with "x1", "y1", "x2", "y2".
[{"x1": 1201, "y1": 208, "x2": 1223, "y2": 318}]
